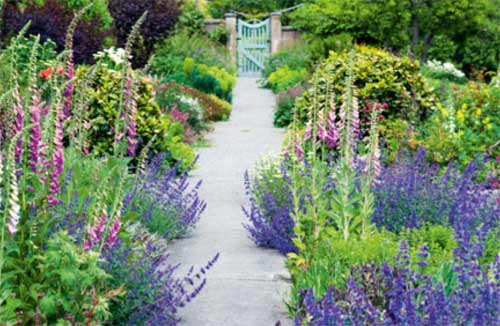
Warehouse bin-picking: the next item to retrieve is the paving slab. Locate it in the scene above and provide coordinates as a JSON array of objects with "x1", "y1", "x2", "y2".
[{"x1": 169, "y1": 78, "x2": 292, "y2": 326}]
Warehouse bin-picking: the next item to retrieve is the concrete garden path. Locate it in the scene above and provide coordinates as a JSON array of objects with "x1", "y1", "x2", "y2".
[{"x1": 169, "y1": 78, "x2": 292, "y2": 326}]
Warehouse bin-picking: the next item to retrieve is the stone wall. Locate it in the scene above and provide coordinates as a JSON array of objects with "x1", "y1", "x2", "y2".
[
  {"x1": 204, "y1": 19, "x2": 224, "y2": 33},
  {"x1": 281, "y1": 26, "x2": 301, "y2": 50}
]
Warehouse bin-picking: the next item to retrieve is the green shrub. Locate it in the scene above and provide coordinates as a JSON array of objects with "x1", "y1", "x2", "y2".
[
  {"x1": 274, "y1": 86, "x2": 303, "y2": 128},
  {"x1": 267, "y1": 65, "x2": 307, "y2": 93},
  {"x1": 176, "y1": 4, "x2": 205, "y2": 35},
  {"x1": 262, "y1": 44, "x2": 311, "y2": 80},
  {"x1": 417, "y1": 81, "x2": 500, "y2": 168},
  {"x1": 151, "y1": 32, "x2": 234, "y2": 76},
  {"x1": 198, "y1": 63, "x2": 236, "y2": 94},
  {"x1": 1, "y1": 232, "x2": 114, "y2": 324},
  {"x1": 183, "y1": 57, "x2": 195, "y2": 76},
  {"x1": 302, "y1": 46, "x2": 436, "y2": 123},
  {"x1": 208, "y1": 25, "x2": 229, "y2": 45},
  {"x1": 82, "y1": 66, "x2": 195, "y2": 170}
]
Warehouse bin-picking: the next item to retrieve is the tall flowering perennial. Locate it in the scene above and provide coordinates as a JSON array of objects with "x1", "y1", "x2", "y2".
[
  {"x1": 83, "y1": 212, "x2": 107, "y2": 252},
  {"x1": 48, "y1": 101, "x2": 64, "y2": 205},
  {"x1": 28, "y1": 89, "x2": 42, "y2": 173},
  {"x1": 62, "y1": 3, "x2": 90, "y2": 119},
  {"x1": 316, "y1": 109, "x2": 327, "y2": 142},
  {"x1": 125, "y1": 70, "x2": 138, "y2": 157},
  {"x1": 13, "y1": 83, "x2": 24, "y2": 164},
  {"x1": 326, "y1": 98, "x2": 339, "y2": 149}
]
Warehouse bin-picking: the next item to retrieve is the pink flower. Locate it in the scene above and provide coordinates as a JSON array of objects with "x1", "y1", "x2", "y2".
[
  {"x1": 84, "y1": 213, "x2": 107, "y2": 252},
  {"x1": 294, "y1": 134, "x2": 304, "y2": 163},
  {"x1": 326, "y1": 109, "x2": 339, "y2": 149},
  {"x1": 106, "y1": 218, "x2": 121, "y2": 247},
  {"x1": 304, "y1": 120, "x2": 312, "y2": 141},
  {"x1": 317, "y1": 110, "x2": 327, "y2": 142},
  {"x1": 492, "y1": 179, "x2": 499, "y2": 190}
]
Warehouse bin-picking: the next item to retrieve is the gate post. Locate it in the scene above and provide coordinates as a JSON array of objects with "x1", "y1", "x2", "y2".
[
  {"x1": 224, "y1": 13, "x2": 238, "y2": 64},
  {"x1": 270, "y1": 12, "x2": 282, "y2": 55}
]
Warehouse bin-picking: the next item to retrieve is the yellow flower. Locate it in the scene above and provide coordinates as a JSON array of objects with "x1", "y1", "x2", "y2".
[
  {"x1": 486, "y1": 124, "x2": 492, "y2": 130},
  {"x1": 475, "y1": 108, "x2": 482, "y2": 116},
  {"x1": 457, "y1": 111, "x2": 465, "y2": 123},
  {"x1": 461, "y1": 103, "x2": 467, "y2": 110},
  {"x1": 434, "y1": 117, "x2": 440, "y2": 123},
  {"x1": 482, "y1": 116, "x2": 491, "y2": 124}
]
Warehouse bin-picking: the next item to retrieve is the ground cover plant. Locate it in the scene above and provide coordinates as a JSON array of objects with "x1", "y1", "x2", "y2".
[{"x1": 0, "y1": 11, "x2": 217, "y2": 325}]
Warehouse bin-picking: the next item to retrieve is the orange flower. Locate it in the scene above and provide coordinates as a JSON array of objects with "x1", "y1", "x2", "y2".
[
  {"x1": 39, "y1": 67, "x2": 54, "y2": 79},
  {"x1": 56, "y1": 66, "x2": 65, "y2": 75}
]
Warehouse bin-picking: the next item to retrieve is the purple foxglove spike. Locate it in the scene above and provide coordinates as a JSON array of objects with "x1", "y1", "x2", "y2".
[
  {"x1": 317, "y1": 110, "x2": 327, "y2": 142},
  {"x1": 49, "y1": 102, "x2": 64, "y2": 198},
  {"x1": 326, "y1": 109, "x2": 339, "y2": 149},
  {"x1": 294, "y1": 134, "x2": 304, "y2": 163},
  {"x1": 13, "y1": 85, "x2": 24, "y2": 164},
  {"x1": 29, "y1": 92, "x2": 42, "y2": 173},
  {"x1": 304, "y1": 120, "x2": 312, "y2": 141},
  {"x1": 63, "y1": 52, "x2": 74, "y2": 119}
]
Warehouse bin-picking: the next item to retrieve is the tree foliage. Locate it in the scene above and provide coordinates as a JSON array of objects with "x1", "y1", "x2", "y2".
[
  {"x1": 108, "y1": 0, "x2": 180, "y2": 67},
  {"x1": 292, "y1": 0, "x2": 499, "y2": 72}
]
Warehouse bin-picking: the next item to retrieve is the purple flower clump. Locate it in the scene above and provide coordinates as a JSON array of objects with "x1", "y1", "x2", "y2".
[
  {"x1": 125, "y1": 154, "x2": 206, "y2": 238},
  {"x1": 295, "y1": 236, "x2": 500, "y2": 326},
  {"x1": 243, "y1": 165, "x2": 301, "y2": 255},
  {"x1": 372, "y1": 148, "x2": 499, "y2": 234},
  {"x1": 102, "y1": 237, "x2": 219, "y2": 325}
]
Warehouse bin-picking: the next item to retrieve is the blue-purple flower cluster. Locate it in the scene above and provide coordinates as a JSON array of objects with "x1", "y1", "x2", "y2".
[
  {"x1": 125, "y1": 154, "x2": 206, "y2": 239},
  {"x1": 295, "y1": 237, "x2": 500, "y2": 326},
  {"x1": 373, "y1": 148, "x2": 499, "y2": 234},
  {"x1": 102, "y1": 235, "x2": 219, "y2": 325},
  {"x1": 243, "y1": 166, "x2": 300, "y2": 255}
]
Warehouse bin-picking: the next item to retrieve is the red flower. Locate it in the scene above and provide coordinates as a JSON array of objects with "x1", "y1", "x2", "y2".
[
  {"x1": 39, "y1": 67, "x2": 54, "y2": 79},
  {"x1": 56, "y1": 66, "x2": 65, "y2": 75}
]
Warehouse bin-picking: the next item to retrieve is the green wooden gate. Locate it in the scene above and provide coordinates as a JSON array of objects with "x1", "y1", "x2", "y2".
[{"x1": 237, "y1": 18, "x2": 270, "y2": 76}]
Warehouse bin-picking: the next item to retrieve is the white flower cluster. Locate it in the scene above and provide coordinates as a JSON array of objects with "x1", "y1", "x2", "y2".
[
  {"x1": 178, "y1": 95, "x2": 203, "y2": 120},
  {"x1": 491, "y1": 70, "x2": 500, "y2": 87},
  {"x1": 426, "y1": 60, "x2": 465, "y2": 79},
  {"x1": 94, "y1": 47, "x2": 127, "y2": 66}
]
